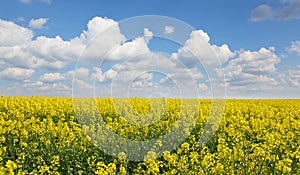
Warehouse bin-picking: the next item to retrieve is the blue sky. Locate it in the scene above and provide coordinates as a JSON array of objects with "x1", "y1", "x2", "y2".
[{"x1": 0, "y1": 0, "x2": 300, "y2": 98}]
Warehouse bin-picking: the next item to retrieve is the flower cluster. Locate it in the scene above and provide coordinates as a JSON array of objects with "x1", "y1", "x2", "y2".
[{"x1": 0, "y1": 96, "x2": 299, "y2": 174}]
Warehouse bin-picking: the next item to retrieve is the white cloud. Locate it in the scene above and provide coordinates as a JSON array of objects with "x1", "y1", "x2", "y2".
[
  {"x1": 278, "y1": 0, "x2": 300, "y2": 20},
  {"x1": 287, "y1": 70, "x2": 300, "y2": 87},
  {"x1": 72, "y1": 78, "x2": 93, "y2": 97},
  {"x1": 189, "y1": 68, "x2": 205, "y2": 80},
  {"x1": 227, "y1": 47, "x2": 280, "y2": 75},
  {"x1": 19, "y1": 0, "x2": 31, "y2": 3},
  {"x1": 144, "y1": 28, "x2": 153, "y2": 43},
  {"x1": 223, "y1": 47, "x2": 280, "y2": 91},
  {"x1": 198, "y1": 83, "x2": 208, "y2": 91},
  {"x1": 109, "y1": 37, "x2": 150, "y2": 61},
  {"x1": 78, "y1": 17, "x2": 122, "y2": 44},
  {"x1": 0, "y1": 19, "x2": 33, "y2": 46},
  {"x1": 0, "y1": 35, "x2": 81, "y2": 70},
  {"x1": 130, "y1": 72, "x2": 154, "y2": 88},
  {"x1": 250, "y1": 4, "x2": 274, "y2": 22},
  {"x1": 228, "y1": 74, "x2": 278, "y2": 90},
  {"x1": 0, "y1": 17, "x2": 200, "y2": 97},
  {"x1": 39, "y1": 67, "x2": 90, "y2": 84},
  {"x1": 172, "y1": 30, "x2": 235, "y2": 66},
  {"x1": 0, "y1": 67, "x2": 35, "y2": 81},
  {"x1": 0, "y1": 45, "x2": 41, "y2": 69},
  {"x1": 91, "y1": 67, "x2": 117, "y2": 83},
  {"x1": 0, "y1": 16, "x2": 298, "y2": 98},
  {"x1": 16, "y1": 17, "x2": 25, "y2": 22},
  {"x1": 250, "y1": 0, "x2": 300, "y2": 21},
  {"x1": 76, "y1": 17, "x2": 126, "y2": 63},
  {"x1": 0, "y1": 17, "x2": 124, "y2": 70},
  {"x1": 39, "y1": 73, "x2": 65, "y2": 83},
  {"x1": 29, "y1": 18, "x2": 49, "y2": 29},
  {"x1": 74, "y1": 67, "x2": 90, "y2": 79},
  {"x1": 0, "y1": 17, "x2": 154, "y2": 71},
  {"x1": 286, "y1": 41, "x2": 300, "y2": 55},
  {"x1": 164, "y1": 26, "x2": 174, "y2": 34},
  {"x1": 89, "y1": 52, "x2": 202, "y2": 97},
  {"x1": 58, "y1": 68, "x2": 90, "y2": 84},
  {"x1": 31, "y1": 68, "x2": 91, "y2": 96},
  {"x1": 0, "y1": 61, "x2": 7, "y2": 69},
  {"x1": 20, "y1": 0, "x2": 52, "y2": 5},
  {"x1": 79, "y1": 24, "x2": 152, "y2": 63},
  {"x1": 279, "y1": 69, "x2": 300, "y2": 87},
  {"x1": 29, "y1": 35, "x2": 83, "y2": 69},
  {"x1": 22, "y1": 81, "x2": 71, "y2": 96},
  {"x1": 130, "y1": 81, "x2": 153, "y2": 88}
]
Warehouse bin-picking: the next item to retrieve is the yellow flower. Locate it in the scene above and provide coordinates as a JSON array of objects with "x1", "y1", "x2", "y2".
[
  {"x1": 6, "y1": 160, "x2": 17, "y2": 174},
  {"x1": 119, "y1": 165, "x2": 127, "y2": 174},
  {"x1": 51, "y1": 155, "x2": 60, "y2": 167},
  {"x1": 144, "y1": 151, "x2": 157, "y2": 161},
  {"x1": 118, "y1": 152, "x2": 127, "y2": 160},
  {"x1": 1, "y1": 96, "x2": 300, "y2": 174},
  {"x1": 107, "y1": 163, "x2": 116, "y2": 174},
  {"x1": 181, "y1": 142, "x2": 190, "y2": 152},
  {"x1": 0, "y1": 136, "x2": 5, "y2": 143}
]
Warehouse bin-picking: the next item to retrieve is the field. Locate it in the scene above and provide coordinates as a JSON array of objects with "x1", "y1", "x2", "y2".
[{"x1": 0, "y1": 96, "x2": 299, "y2": 174}]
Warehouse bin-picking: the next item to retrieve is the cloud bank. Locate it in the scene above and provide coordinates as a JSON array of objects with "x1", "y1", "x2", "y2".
[{"x1": 0, "y1": 16, "x2": 299, "y2": 98}]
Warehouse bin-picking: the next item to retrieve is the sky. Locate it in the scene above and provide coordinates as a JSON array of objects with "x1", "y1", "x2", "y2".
[{"x1": 0, "y1": 0, "x2": 300, "y2": 98}]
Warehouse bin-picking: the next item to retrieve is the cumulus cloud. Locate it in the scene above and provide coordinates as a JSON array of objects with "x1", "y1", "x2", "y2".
[
  {"x1": 0, "y1": 16, "x2": 201, "y2": 97},
  {"x1": 223, "y1": 47, "x2": 280, "y2": 91},
  {"x1": 287, "y1": 70, "x2": 300, "y2": 87},
  {"x1": 88, "y1": 52, "x2": 203, "y2": 97},
  {"x1": 164, "y1": 26, "x2": 174, "y2": 34},
  {"x1": 39, "y1": 73, "x2": 66, "y2": 83},
  {"x1": 0, "y1": 17, "x2": 155, "y2": 72},
  {"x1": 172, "y1": 30, "x2": 235, "y2": 66},
  {"x1": 0, "y1": 20, "x2": 77, "y2": 69},
  {"x1": 250, "y1": 0, "x2": 300, "y2": 21},
  {"x1": 29, "y1": 18, "x2": 49, "y2": 29},
  {"x1": 109, "y1": 37, "x2": 150, "y2": 61},
  {"x1": 29, "y1": 35, "x2": 83, "y2": 69},
  {"x1": 0, "y1": 16, "x2": 298, "y2": 97},
  {"x1": 0, "y1": 19, "x2": 33, "y2": 46},
  {"x1": 0, "y1": 16, "x2": 128, "y2": 70},
  {"x1": 0, "y1": 67, "x2": 35, "y2": 81},
  {"x1": 38, "y1": 67, "x2": 90, "y2": 84},
  {"x1": 129, "y1": 72, "x2": 154, "y2": 88},
  {"x1": 76, "y1": 17, "x2": 126, "y2": 63},
  {"x1": 227, "y1": 47, "x2": 280, "y2": 75},
  {"x1": 91, "y1": 67, "x2": 117, "y2": 83},
  {"x1": 77, "y1": 17, "x2": 123, "y2": 44},
  {"x1": 286, "y1": 41, "x2": 300, "y2": 55},
  {"x1": 32, "y1": 68, "x2": 91, "y2": 96},
  {"x1": 279, "y1": 69, "x2": 300, "y2": 87},
  {"x1": 0, "y1": 36, "x2": 83, "y2": 70},
  {"x1": 0, "y1": 16, "x2": 155, "y2": 98},
  {"x1": 73, "y1": 67, "x2": 90, "y2": 79}
]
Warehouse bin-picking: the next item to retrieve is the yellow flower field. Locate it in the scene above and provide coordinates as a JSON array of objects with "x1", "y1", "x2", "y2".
[{"x1": 0, "y1": 96, "x2": 299, "y2": 174}]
